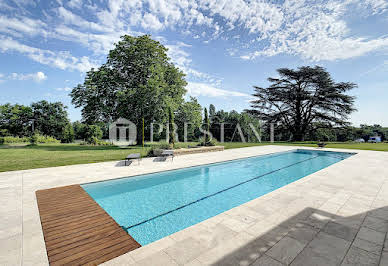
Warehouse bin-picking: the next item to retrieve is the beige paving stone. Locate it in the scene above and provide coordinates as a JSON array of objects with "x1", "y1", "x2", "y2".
[
  {"x1": 323, "y1": 221, "x2": 358, "y2": 241},
  {"x1": 221, "y1": 216, "x2": 256, "y2": 232},
  {"x1": 363, "y1": 215, "x2": 388, "y2": 233},
  {"x1": 0, "y1": 234, "x2": 21, "y2": 266},
  {"x1": 0, "y1": 146, "x2": 386, "y2": 265},
  {"x1": 318, "y1": 202, "x2": 343, "y2": 213},
  {"x1": 291, "y1": 247, "x2": 337, "y2": 266},
  {"x1": 255, "y1": 225, "x2": 291, "y2": 247},
  {"x1": 306, "y1": 232, "x2": 351, "y2": 264},
  {"x1": 227, "y1": 205, "x2": 266, "y2": 220},
  {"x1": 333, "y1": 210, "x2": 366, "y2": 229},
  {"x1": 286, "y1": 223, "x2": 319, "y2": 244},
  {"x1": 211, "y1": 236, "x2": 271, "y2": 266},
  {"x1": 101, "y1": 253, "x2": 136, "y2": 265},
  {"x1": 197, "y1": 213, "x2": 229, "y2": 229},
  {"x1": 248, "y1": 202, "x2": 285, "y2": 218},
  {"x1": 381, "y1": 251, "x2": 388, "y2": 266},
  {"x1": 183, "y1": 259, "x2": 205, "y2": 266},
  {"x1": 352, "y1": 238, "x2": 383, "y2": 255},
  {"x1": 303, "y1": 212, "x2": 332, "y2": 229},
  {"x1": 369, "y1": 208, "x2": 388, "y2": 221},
  {"x1": 190, "y1": 224, "x2": 238, "y2": 249},
  {"x1": 266, "y1": 236, "x2": 306, "y2": 264},
  {"x1": 196, "y1": 235, "x2": 246, "y2": 265},
  {"x1": 251, "y1": 255, "x2": 284, "y2": 266},
  {"x1": 135, "y1": 251, "x2": 178, "y2": 266},
  {"x1": 164, "y1": 237, "x2": 207, "y2": 265},
  {"x1": 169, "y1": 224, "x2": 209, "y2": 242},
  {"x1": 129, "y1": 236, "x2": 176, "y2": 262},
  {"x1": 341, "y1": 246, "x2": 380, "y2": 266},
  {"x1": 356, "y1": 227, "x2": 386, "y2": 245}
]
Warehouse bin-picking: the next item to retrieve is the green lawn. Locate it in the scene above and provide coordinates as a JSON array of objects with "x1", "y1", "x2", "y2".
[
  {"x1": 0, "y1": 141, "x2": 387, "y2": 172},
  {"x1": 271, "y1": 142, "x2": 388, "y2": 152}
]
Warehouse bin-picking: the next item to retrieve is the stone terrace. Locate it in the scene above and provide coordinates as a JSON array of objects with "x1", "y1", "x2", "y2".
[{"x1": 1, "y1": 145, "x2": 387, "y2": 265}]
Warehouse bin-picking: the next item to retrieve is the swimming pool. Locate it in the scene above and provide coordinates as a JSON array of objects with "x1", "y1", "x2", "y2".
[{"x1": 82, "y1": 149, "x2": 354, "y2": 245}]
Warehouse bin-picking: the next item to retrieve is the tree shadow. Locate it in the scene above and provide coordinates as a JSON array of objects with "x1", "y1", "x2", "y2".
[{"x1": 212, "y1": 206, "x2": 388, "y2": 266}]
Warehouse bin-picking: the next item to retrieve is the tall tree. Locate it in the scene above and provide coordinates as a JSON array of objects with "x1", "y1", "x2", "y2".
[
  {"x1": 70, "y1": 35, "x2": 187, "y2": 143},
  {"x1": 61, "y1": 123, "x2": 75, "y2": 143},
  {"x1": 209, "y1": 104, "x2": 216, "y2": 122},
  {"x1": 247, "y1": 66, "x2": 356, "y2": 141},
  {"x1": 203, "y1": 107, "x2": 210, "y2": 144},
  {"x1": 175, "y1": 97, "x2": 202, "y2": 141},
  {"x1": 0, "y1": 103, "x2": 33, "y2": 136},
  {"x1": 31, "y1": 101, "x2": 69, "y2": 139},
  {"x1": 168, "y1": 106, "x2": 175, "y2": 147}
]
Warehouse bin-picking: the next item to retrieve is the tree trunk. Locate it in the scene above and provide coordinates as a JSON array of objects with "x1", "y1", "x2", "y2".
[
  {"x1": 136, "y1": 121, "x2": 143, "y2": 145},
  {"x1": 293, "y1": 132, "x2": 305, "y2": 141}
]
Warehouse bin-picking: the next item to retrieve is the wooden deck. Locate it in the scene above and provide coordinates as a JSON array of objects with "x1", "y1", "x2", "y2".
[{"x1": 36, "y1": 185, "x2": 141, "y2": 265}]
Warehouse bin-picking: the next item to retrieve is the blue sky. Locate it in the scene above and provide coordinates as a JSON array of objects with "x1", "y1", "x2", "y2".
[{"x1": 0, "y1": 0, "x2": 388, "y2": 126}]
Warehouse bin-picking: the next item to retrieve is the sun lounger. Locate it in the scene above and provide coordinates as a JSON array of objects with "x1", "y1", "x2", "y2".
[
  {"x1": 125, "y1": 153, "x2": 141, "y2": 166},
  {"x1": 160, "y1": 150, "x2": 174, "y2": 161}
]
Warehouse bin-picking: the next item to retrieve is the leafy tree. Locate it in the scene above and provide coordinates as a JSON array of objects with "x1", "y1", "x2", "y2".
[
  {"x1": 72, "y1": 121, "x2": 87, "y2": 140},
  {"x1": 29, "y1": 131, "x2": 38, "y2": 145},
  {"x1": 0, "y1": 103, "x2": 33, "y2": 137},
  {"x1": 168, "y1": 106, "x2": 175, "y2": 147},
  {"x1": 203, "y1": 107, "x2": 211, "y2": 144},
  {"x1": 31, "y1": 100, "x2": 69, "y2": 139},
  {"x1": 85, "y1": 125, "x2": 103, "y2": 143},
  {"x1": 247, "y1": 66, "x2": 356, "y2": 141},
  {"x1": 175, "y1": 97, "x2": 202, "y2": 141},
  {"x1": 71, "y1": 35, "x2": 187, "y2": 144},
  {"x1": 209, "y1": 104, "x2": 216, "y2": 122},
  {"x1": 210, "y1": 109, "x2": 262, "y2": 142},
  {"x1": 62, "y1": 123, "x2": 75, "y2": 143}
]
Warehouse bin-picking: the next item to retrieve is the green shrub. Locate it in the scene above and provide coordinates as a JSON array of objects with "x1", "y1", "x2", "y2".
[
  {"x1": 29, "y1": 133, "x2": 38, "y2": 145},
  {"x1": 29, "y1": 133, "x2": 60, "y2": 145},
  {"x1": 1, "y1": 136, "x2": 30, "y2": 143},
  {"x1": 61, "y1": 123, "x2": 75, "y2": 143},
  {"x1": 81, "y1": 137, "x2": 113, "y2": 146},
  {"x1": 0, "y1": 137, "x2": 4, "y2": 145},
  {"x1": 85, "y1": 125, "x2": 103, "y2": 143},
  {"x1": 147, "y1": 142, "x2": 171, "y2": 156},
  {"x1": 198, "y1": 136, "x2": 216, "y2": 146}
]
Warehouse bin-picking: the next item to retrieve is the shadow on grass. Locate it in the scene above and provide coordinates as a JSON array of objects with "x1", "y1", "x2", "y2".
[{"x1": 211, "y1": 206, "x2": 387, "y2": 266}]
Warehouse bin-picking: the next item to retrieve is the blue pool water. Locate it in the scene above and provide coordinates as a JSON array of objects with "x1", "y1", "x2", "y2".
[{"x1": 82, "y1": 149, "x2": 354, "y2": 245}]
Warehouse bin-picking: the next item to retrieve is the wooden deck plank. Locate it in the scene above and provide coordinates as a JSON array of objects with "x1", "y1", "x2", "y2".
[{"x1": 36, "y1": 185, "x2": 141, "y2": 265}]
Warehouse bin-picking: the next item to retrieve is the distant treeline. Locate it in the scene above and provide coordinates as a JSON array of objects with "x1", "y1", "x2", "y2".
[
  {"x1": 0, "y1": 101, "x2": 386, "y2": 144},
  {"x1": 0, "y1": 101, "x2": 263, "y2": 143}
]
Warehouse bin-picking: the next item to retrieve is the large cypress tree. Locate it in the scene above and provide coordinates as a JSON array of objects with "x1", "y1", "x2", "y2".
[{"x1": 247, "y1": 66, "x2": 356, "y2": 141}]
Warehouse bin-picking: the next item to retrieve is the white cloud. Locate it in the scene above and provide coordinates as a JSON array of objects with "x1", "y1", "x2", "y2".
[
  {"x1": 55, "y1": 87, "x2": 72, "y2": 91},
  {"x1": 0, "y1": 15, "x2": 47, "y2": 38},
  {"x1": 165, "y1": 41, "x2": 223, "y2": 86},
  {"x1": 9, "y1": 71, "x2": 47, "y2": 82},
  {"x1": 67, "y1": 0, "x2": 83, "y2": 9},
  {"x1": 142, "y1": 13, "x2": 164, "y2": 31},
  {"x1": 238, "y1": 0, "x2": 388, "y2": 61},
  {"x1": 0, "y1": 0, "x2": 388, "y2": 76},
  {"x1": 187, "y1": 82, "x2": 250, "y2": 98},
  {"x1": 0, "y1": 37, "x2": 98, "y2": 72}
]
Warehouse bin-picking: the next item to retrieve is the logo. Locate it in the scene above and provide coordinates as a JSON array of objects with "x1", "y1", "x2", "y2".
[{"x1": 109, "y1": 118, "x2": 137, "y2": 145}]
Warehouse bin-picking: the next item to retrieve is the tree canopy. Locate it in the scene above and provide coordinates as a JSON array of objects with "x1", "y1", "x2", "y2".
[
  {"x1": 0, "y1": 101, "x2": 68, "y2": 139},
  {"x1": 70, "y1": 35, "x2": 187, "y2": 143},
  {"x1": 247, "y1": 66, "x2": 356, "y2": 141},
  {"x1": 175, "y1": 97, "x2": 202, "y2": 141}
]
